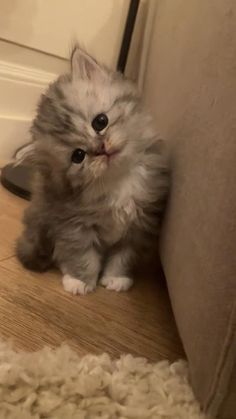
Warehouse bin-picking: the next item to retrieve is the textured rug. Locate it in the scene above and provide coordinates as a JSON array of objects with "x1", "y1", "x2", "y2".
[{"x1": 0, "y1": 341, "x2": 209, "y2": 419}]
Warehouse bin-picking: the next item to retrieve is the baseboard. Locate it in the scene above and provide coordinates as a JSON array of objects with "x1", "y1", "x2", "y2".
[
  {"x1": 0, "y1": 60, "x2": 56, "y2": 86},
  {"x1": 0, "y1": 116, "x2": 32, "y2": 162},
  {"x1": 0, "y1": 60, "x2": 57, "y2": 161}
]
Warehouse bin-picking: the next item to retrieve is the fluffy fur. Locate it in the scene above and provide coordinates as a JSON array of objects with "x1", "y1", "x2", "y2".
[{"x1": 17, "y1": 46, "x2": 169, "y2": 295}]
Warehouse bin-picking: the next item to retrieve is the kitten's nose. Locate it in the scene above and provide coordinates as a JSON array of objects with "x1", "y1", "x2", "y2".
[
  {"x1": 97, "y1": 142, "x2": 106, "y2": 155},
  {"x1": 99, "y1": 142, "x2": 105, "y2": 153}
]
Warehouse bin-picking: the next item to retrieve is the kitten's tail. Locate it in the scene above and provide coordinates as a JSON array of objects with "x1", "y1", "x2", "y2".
[{"x1": 16, "y1": 230, "x2": 54, "y2": 273}]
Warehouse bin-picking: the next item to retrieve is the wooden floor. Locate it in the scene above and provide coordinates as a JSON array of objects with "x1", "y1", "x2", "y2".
[{"x1": 0, "y1": 184, "x2": 184, "y2": 362}]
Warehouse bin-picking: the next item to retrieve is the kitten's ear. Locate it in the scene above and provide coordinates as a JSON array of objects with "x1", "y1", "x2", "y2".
[{"x1": 71, "y1": 46, "x2": 105, "y2": 81}]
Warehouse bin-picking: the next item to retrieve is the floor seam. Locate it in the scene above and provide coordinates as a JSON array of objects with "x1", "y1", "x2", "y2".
[{"x1": 0, "y1": 255, "x2": 15, "y2": 264}]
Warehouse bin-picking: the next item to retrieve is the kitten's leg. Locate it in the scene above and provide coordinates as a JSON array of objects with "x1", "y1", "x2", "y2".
[
  {"x1": 60, "y1": 247, "x2": 101, "y2": 296},
  {"x1": 100, "y1": 246, "x2": 134, "y2": 292},
  {"x1": 17, "y1": 209, "x2": 54, "y2": 272}
]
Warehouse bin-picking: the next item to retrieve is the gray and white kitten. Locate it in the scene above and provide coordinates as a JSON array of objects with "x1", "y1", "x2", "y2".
[{"x1": 17, "y1": 47, "x2": 168, "y2": 295}]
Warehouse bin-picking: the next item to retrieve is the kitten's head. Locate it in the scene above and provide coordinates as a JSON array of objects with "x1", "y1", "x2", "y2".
[{"x1": 31, "y1": 46, "x2": 155, "y2": 193}]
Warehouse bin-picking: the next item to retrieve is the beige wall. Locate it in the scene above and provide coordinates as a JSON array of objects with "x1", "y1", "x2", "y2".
[
  {"x1": 142, "y1": 0, "x2": 236, "y2": 140},
  {"x1": 142, "y1": 1, "x2": 236, "y2": 416}
]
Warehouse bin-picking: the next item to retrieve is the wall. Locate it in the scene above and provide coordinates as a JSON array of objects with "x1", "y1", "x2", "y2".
[
  {"x1": 0, "y1": 40, "x2": 68, "y2": 162},
  {"x1": 141, "y1": 0, "x2": 236, "y2": 416}
]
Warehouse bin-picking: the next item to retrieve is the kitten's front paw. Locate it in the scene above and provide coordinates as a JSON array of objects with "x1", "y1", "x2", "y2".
[
  {"x1": 100, "y1": 276, "x2": 133, "y2": 292},
  {"x1": 62, "y1": 275, "x2": 96, "y2": 295}
]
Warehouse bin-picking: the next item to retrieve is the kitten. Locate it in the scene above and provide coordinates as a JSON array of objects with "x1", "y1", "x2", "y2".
[{"x1": 16, "y1": 46, "x2": 169, "y2": 295}]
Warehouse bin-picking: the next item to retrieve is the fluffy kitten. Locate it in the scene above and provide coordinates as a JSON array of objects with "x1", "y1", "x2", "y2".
[{"x1": 17, "y1": 46, "x2": 169, "y2": 295}]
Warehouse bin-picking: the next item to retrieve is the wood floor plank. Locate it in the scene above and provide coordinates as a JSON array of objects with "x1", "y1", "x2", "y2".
[
  {"x1": 0, "y1": 257, "x2": 184, "y2": 361},
  {"x1": 0, "y1": 184, "x2": 184, "y2": 361},
  {"x1": 0, "y1": 185, "x2": 27, "y2": 260}
]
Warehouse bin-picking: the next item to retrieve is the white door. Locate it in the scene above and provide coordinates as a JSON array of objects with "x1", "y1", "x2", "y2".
[
  {"x1": 0, "y1": 0, "x2": 130, "y2": 160},
  {"x1": 0, "y1": 0, "x2": 129, "y2": 67}
]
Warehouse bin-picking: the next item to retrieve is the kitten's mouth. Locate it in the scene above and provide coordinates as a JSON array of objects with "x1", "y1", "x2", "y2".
[{"x1": 95, "y1": 148, "x2": 120, "y2": 160}]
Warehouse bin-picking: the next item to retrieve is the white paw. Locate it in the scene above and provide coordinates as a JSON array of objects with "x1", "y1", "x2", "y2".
[
  {"x1": 62, "y1": 275, "x2": 96, "y2": 295},
  {"x1": 100, "y1": 276, "x2": 133, "y2": 292}
]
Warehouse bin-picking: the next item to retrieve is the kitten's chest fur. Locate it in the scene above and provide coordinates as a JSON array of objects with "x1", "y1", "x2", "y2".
[
  {"x1": 98, "y1": 192, "x2": 138, "y2": 245},
  {"x1": 89, "y1": 170, "x2": 147, "y2": 246}
]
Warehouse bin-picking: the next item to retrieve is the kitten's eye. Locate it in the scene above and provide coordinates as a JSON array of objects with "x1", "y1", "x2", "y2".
[
  {"x1": 92, "y1": 113, "x2": 108, "y2": 132},
  {"x1": 71, "y1": 148, "x2": 86, "y2": 164}
]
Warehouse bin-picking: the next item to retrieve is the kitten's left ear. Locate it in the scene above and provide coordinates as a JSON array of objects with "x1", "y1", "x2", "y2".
[{"x1": 71, "y1": 46, "x2": 106, "y2": 81}]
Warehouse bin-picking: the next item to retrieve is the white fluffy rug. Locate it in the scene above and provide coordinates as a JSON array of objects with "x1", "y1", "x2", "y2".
[{"x1": 0, "y1": 341, "x2": 209, "y2": 419}]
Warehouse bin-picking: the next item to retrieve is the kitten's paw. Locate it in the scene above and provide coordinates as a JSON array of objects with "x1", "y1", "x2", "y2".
[
  {"x1": 62, "y1": 275, "x2": 96, "y2": 295},
  {"x1": 100, "y1": 276, "x2": 133, "y2": 292}
]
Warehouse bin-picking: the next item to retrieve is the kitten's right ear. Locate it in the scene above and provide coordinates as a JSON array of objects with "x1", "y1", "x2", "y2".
[{"x1": 70, "y1": 45, "x2": 105, "y2": 81}]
